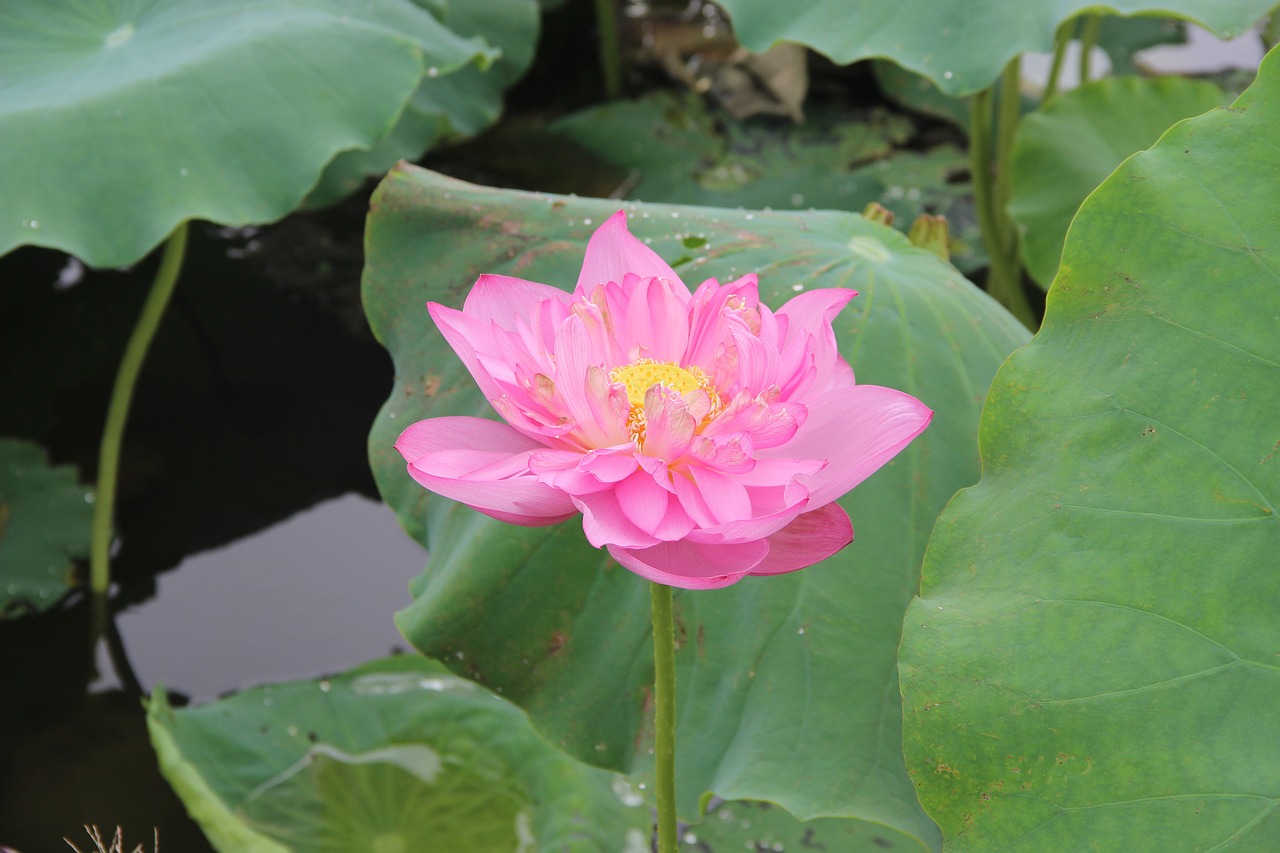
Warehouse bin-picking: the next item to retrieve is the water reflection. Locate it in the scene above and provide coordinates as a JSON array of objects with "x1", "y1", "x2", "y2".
[{"x1": 95, "y1": 494, "x2": 425, "y2": 703}]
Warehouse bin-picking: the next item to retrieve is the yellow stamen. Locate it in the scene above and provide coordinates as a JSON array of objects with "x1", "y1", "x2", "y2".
[
  {"x1": 609, "y1": 359, "x2": 721, "y2": 447},
  {"x1": 611, "y1": 360, "x2": 705, "y2": 407}
]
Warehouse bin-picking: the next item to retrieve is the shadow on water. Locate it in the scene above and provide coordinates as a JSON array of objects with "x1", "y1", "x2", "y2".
[{"x1": 0, "y1": 194, "x2": 430, "y2": 852}]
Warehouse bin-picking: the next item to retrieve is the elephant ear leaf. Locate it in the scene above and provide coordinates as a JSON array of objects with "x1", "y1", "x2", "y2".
[
  {"x1": 901, "y1": 44, "x2": 1280, "y2": 852},
  {"x1": 0, "y1": 0, "x2": 496, "y2": 267},
  {"x1": 715, "y1": 0, "x2": 1271, "y2": 94}
]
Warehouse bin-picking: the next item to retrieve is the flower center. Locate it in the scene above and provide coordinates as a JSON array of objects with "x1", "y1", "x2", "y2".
[{"x1": 611, "y1": 360, "x2": 705, "y2": 407}]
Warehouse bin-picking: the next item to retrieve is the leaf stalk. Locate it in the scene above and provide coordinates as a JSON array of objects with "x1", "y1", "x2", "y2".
[
  {"x1": 969, "y1": 62, "x2": 1036, "y2": 329},
  {"x1": 89, "y1": 222, "x2": 189, "y2": 593},
  {"x1": 594, "y1": 0, "x2": 623, "y2": 98}
]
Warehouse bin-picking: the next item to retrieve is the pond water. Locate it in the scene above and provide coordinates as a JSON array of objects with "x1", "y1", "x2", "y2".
[{"x1": 0, "y1": 199, "x2": 428, "y2": 852}]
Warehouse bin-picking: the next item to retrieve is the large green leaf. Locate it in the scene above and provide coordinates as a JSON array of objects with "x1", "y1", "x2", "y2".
[
  {"x1": 148, "y1": 656, "x2": 649, "y2": 852},
  {"x1": 0, "y1": 0, "x2": 496, "y2": 267},
  {"x1": 871, "y1": 19, "x2": 1180, "y2": 135},
  {"x1": 364, "y1": 167, "x2": 1029, "y2": 847},
  {"x1": 0, "y1": 439, "x2": 93, "y2": 618},
  {"x1": 715, "y1": 0, "x2": 1272, "y2": 95},
  {"x1": 1009, "y1": 76, "x2": 1225, "y2": 287},
  {"x1": 308, "y1": 0, "x2": 539, "y2": 205},
  {"x1": 900, "y1": 45, "x2": 1280, "y2": 851}
]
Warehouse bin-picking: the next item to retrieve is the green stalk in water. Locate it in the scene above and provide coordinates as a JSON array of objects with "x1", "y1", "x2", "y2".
[
  {"x1": 1078, "y1": 14, "x2": 1103, "y2": 85},
  {"x1": 593, "y1": 0, "x2": 623, "y2": 99},
  {"x1": 89, "y1": 223, "x2": 189, "y2": 594}
]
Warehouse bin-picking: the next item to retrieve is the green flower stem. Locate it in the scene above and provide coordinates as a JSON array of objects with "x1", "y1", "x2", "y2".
[
  {"x1": 651, "y1": 581, "x2": 678, "y2": 853},
  {"x1": 1043, "y1": 20, "x2": 1073, "y2": 102},
  {"x1": 995, "y1": 57, "x2": 1022, "y2": 215},
  {"x1": 593, "y1": 0, "x2": 622, "y2": 99},
  {"x1": 1078, "y1": 14, "x2": 1102, "y2": 85},
  {"x1": 969, "y1": 84, "x2": 999, "y2": 252},
  {"x1": 89, "y1": 222, "x2": 189, "y2": 594},
  {"x1": 969, "y1": 66, "x2": 1036, "y2": 330}
]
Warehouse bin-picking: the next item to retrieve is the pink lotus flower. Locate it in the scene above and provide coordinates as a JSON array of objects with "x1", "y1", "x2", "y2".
[{"x1": 395, "y1": 212, "x2": 932, "y2": 589}]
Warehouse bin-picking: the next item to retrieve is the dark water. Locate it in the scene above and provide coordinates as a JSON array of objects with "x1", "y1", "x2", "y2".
[{"x1": 0, "y1": 199, "x2": 429, "y2": 852}]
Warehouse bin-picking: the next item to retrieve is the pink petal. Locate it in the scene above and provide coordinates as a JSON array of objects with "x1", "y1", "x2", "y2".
[
  {"x1": 464, "y1": 274, "x2": 572, "y2": 327},
  {"x1": 615, "y1": 469, "x2": 696, "y2": 540},
  {"x1": 684, "y1": 275, "x2": 759, "y2": 372},
  {"x1": 677, "y1": 477, "x2": 813, "y2": 545},
  {"x1": 574, "y1": 488, "x2": 661, "y2": 549},
  {"x1": 395, "y1": 417, "x2": 576, "y2": 525},
  {"x1": 730, "y1": 456, "x2": 825, "y2": 487},
  {"x1": 581, "y1": 447, "x2": 642, "y2": 482},
  {"x1": 726, "y1": 316, "x2": 777, "y2": 397},
  {"x1": 625, "y1": 276, "x2": 690, "y2": 361},
  {"x1": 765, "y1": 384, "x2": 933, "y2": 507},
  {"x1": 687, "y1": 433, "x2": 755, "y2": 473},
  {"x1": 775, "y1": 288, "x2": 859, "y2": 396},
  {"x1": 702, "y1": 392, "x2": 805, "y2": 450},
  {"x1": 606, "y1": 539, "x2": 768, "y2": 589},
  {"x1": 684, "y1": 467, "x2": 751, "y2": 524},
  {"x1": 641, "y1": 385, "x2": 697, "y2": 462},
  {"x1": 552, "y1": 316, "x2": 631, "y2": 448},
  {"x1": 427, "y1": 303, "x2": 507, "y2": 401},
  {"x1": 491, "y1": 388, "x2": 578, "y2": 444},
  {"x1": 668, "y1": 472, "x2": 717, "y2": 528},
  {"x1": 682, "y1": 499, "x2": 809, "y2": 546},
  {"x1": 775, "y1": 287, "x2": 857, "y2": 336},
  {"x1": 530, "y1": 446, "x2": 639, "y2": 488},
  {"x1": 749, "y1": 503, "x2": 853, "y2": 576},
  {"x1": 570, "y1": 294, "x2": 627, "y2": 367},
  {"x1": 528, "y1": 448, "x2": 633, "y2": 495},
  {"x1": 575, "y1": 210, "x2": 688, "y2": 298}
]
